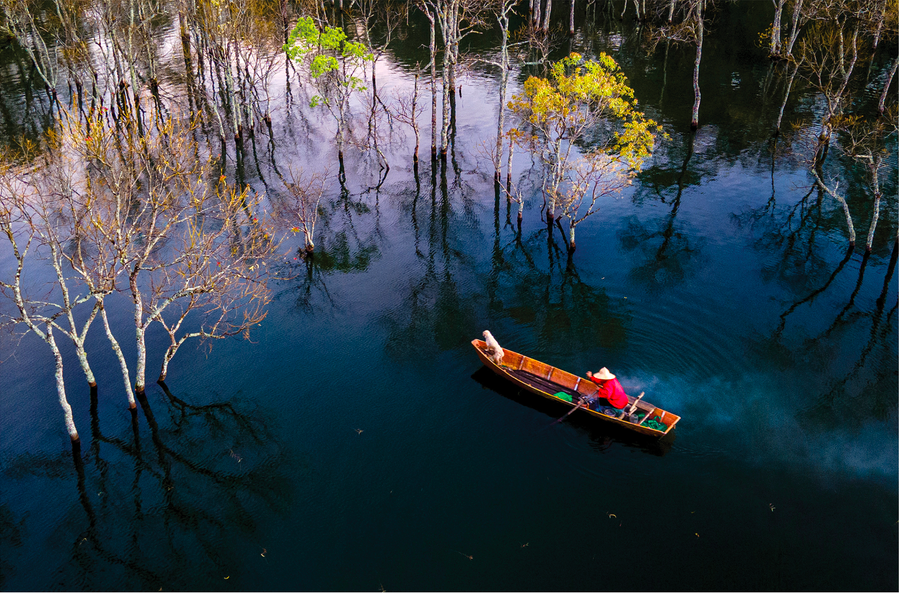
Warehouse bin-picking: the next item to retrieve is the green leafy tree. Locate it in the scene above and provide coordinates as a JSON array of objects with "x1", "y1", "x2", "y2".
[
  {"x1": 508, "y1": 53, "x2": 662, "y2": 253},
  {"x1": 284, "y1": 16, "x2": 373, "y2": 165}
]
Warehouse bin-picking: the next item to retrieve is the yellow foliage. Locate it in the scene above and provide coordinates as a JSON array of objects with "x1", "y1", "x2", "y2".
[
  {"x1": 506, "y1": 53, "x2": 665, "y2": 235},
  {"x1": 508, "y1": 52, "x2": 659, "y2": 170}
]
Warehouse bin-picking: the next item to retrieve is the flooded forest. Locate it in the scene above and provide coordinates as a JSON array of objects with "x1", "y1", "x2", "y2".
[{"x1": 1, "y1": 0, "x2": 897, "y2": 591}]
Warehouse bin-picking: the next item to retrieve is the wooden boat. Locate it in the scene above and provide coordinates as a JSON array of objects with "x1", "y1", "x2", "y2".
[{"x1": 472, "y1": 338, "x2": 680, "y2": 438}]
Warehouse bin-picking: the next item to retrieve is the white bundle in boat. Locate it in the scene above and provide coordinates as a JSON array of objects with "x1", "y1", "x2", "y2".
[{"x1": 482, "y1": 330, "x2": 504, "y2": 364}]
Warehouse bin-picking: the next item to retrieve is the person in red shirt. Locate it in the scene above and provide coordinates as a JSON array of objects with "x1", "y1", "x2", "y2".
[{"x1": 584, "y1": 367, "x2": 630, "y2": 415}]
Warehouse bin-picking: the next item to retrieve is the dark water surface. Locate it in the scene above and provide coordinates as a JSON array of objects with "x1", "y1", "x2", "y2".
[{"x1": 1, "y1": 2, "x2": 897, "y2": 591}]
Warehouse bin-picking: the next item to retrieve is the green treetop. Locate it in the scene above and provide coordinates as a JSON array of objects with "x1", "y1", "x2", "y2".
[{"x1": 284, "y1": 16, "x2": 373, "y2": 160}]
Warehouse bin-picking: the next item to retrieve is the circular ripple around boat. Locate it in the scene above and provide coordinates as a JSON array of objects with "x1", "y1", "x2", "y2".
[{"x1": 626, "y1": 295, "x2": 753, "y2": 385}]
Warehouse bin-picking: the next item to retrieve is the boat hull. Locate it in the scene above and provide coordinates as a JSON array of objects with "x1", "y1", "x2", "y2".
[{"x1": 472, "y1": 339, "x2": 680, "y2": 438}]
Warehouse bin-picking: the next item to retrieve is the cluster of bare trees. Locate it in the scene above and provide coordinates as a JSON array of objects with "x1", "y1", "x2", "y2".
[
  {"x1": 1, "y1": 104, "x2": 278, "y2": 448},
  {"x1": 772, "y1": 0, "x2": 898, "y2": 253},
  {"x1": 0, "y1": 0, "x2": 289, "y2": 152},
  {"x1": 624, "y1": 0, "x2": 896, "y2": 252}
]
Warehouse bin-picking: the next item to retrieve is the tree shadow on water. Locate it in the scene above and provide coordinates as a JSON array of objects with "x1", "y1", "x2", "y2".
[
  {"x1": 273, "y1": 231, "x2": 381, "y2": 315},
  {"x1": 618, "y1": 214, "x2": 706, "y2": 290},
  {"x1": 506, "y1": 230, "x2": 631, "y2": 352},
  {"x1": 1, "y1": 380, "x2": 301, "y2": 590},
  {"x1": 622, "y1": 132, "x2": 707, "y2": 291}
]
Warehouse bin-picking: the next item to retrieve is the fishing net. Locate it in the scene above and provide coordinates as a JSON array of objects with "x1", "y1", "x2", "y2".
[
  {"x1": 552, "y1": 391, "x2": 573, "y2": 402},
  {"x1": 634, "y1": 412, "x2": 668, "y2": 432}
]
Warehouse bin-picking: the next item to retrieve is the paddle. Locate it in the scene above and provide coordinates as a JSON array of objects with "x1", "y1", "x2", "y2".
[
  {"x1": 624, "y1": 391, "x2": 645, "y2": 422},
  {"x1": 626, "y1": 392, "x2": 646, "y2": 415},
  {"x1": 545, "y1": 387, "x2": 597, "y2": 428},
  {"x1": 548, "y1": 400, "x2": 585, "y2": 426}
]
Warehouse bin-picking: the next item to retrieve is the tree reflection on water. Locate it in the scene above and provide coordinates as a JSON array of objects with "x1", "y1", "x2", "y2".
[{"x1": 1, "y1": 384, "x2": 296, "y2": 590}]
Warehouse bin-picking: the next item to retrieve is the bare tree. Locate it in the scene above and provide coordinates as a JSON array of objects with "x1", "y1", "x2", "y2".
[
  {"x1": 476, "y1": 0, "x2": 519, "y2": 183},
  {"x1": 794, "y1": 15, "x2": 863, "y2": 164},
  {"x1": 1, "y1": 154, "x2": 84, "y2": 444},
  {"x1": 645, "y1": 0, "x2": 707, "y2": 129},
  {"x1": 275, "y1": 167, "x2": 330, "y2": 255},
  {"x1": 774, "y1": 56, "x2": 803, "y2": 135},
  {"x1": 62, "y1": 104, "x2": 279, "y2": 399},
  {"x1": 792, "y1": 114, "x2": 857, "y2": 249},
  {"x1": 393, "y1": 71, "x2": 425, "y2": 163},
  {"x1": 418, "y1": 0, "x2": 492, "y2": 157},
  {"x1": 834, "y1": 110, "x2": 897, "y2": 252},
  {"x1": 416, "y1": 0, "x2": 440, "y2": 160}
]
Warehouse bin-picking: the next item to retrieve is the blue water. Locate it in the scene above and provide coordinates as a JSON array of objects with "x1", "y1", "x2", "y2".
[{"x1": 1, "y1": 2, "x2": 897, "y2": 591}]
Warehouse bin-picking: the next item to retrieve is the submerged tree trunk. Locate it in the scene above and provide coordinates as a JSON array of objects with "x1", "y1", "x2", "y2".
[
  {"x1": 784, "y1": 0, "x2": 804, "y2": 58},
  {"x1": 494, "y1": 7, "x2": 512, "y2": 182},
  {"x1": 815, "y1": 25, "x2": 859, "y2": 166},
  {"x1": 46, "y1": 324, "x2": 80, "y2": 443},
  {"x1": 812, "y1": 168, "x2": 856, "y2": 248},
  {"x1": 99, "y1": 302, "x2": 137, "y2": 410},
  {"x1": 690, "y1": 0, "x2": 704, "y2": 130},
  {"x1": 337, "y1": 78, "x2": 348, "y2": 165},
  {"x1": 50, "y1": 239, "x2": 100, "y2": 390},
  {"x1": 506, "y1": 134, "x2": 515, "y2": 192},
  {"x1": 569, "y1": 0, "x2": 575, "y2": 35},
  {"x1": 880, "y1": 56, "x2": 897, "y2": 114},
  {"x1": 130, "y1": 270, "x2": 149, "y2": 399},
  {"x1": 770, "y1": 0, "x2": 785, "y2": 57},
  {"x1": 864, "y1": 157, "x2": 883, "y2": 253},
  {"x1": 412, "y1": 72, "x2": 421, "y2": 162},
  {"x1": 441, "y1": 56, "x2": 450, "y2": 158},
  {"x1": 427, "y1": 12, "x2": 438, "y2": 160},
  {"x1": 774, "y1": 59, "x2": 799, "y2": 134}
]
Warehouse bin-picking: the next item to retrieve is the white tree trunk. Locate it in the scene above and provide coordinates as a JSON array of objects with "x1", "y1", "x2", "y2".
[
  {"x1": 100, "y1": 302, "x2": 136, "y2": 409},
  {"x1": 441, "y1": 56, "x2": 450, "y2": 157},
  {"x1": 812, "y1": 168, "x2": 856, "y2": 247},
  {"x1": 506, "y1": 134, "x2": 515, "y2": 191},
  {"x1": 46, "y1": 324, "x2": 79, "y2": 442},
  {"x1": 775, "y1": 60, "x2": 799, "y2": 133},
  {"x1": 770, "y1": 0, "x2": 785, "y2": 57},
  {"x1": 49, "y1": 239, "x2": 98, "y2": 388},
  {"x1": 495, "y1": 16, "x2": 509, "y2": 180},
  {"x1": 865, "y1": 160, "x2": 882, "y2": 253},
  {"x1": 690, "y1": 1, "x2": 703, "y2": 130},
  {"x1": 429, "y1": 15, "x2": 438, "y2": 159},
  {"x1": 412, "y1": 72, "x2": 421, "y2": 161},
  {"x1": 130, "y1": 272, "x2": 148, "y2": 395},
  {"x1": 784, "y1": 0, "x2": 803, "y2": 58},
  {"x1": 879, "y1": 56, "x2": 897, "y2": 114},
  {"x1": 569, "y1": 0, "x2": 575, "y2": 35}
]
